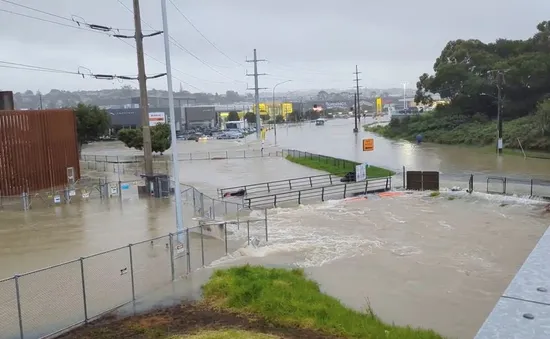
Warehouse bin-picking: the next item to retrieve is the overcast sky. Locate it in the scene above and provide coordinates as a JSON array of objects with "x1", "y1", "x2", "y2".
[{"x1": 1, "y1": 0, "x2": 549, "y2": 94}]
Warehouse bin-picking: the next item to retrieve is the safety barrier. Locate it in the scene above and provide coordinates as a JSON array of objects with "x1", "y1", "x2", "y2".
[
  {"x1": 244, "y1": 177, "x2": 391, "y2": 208},
  {"x1": 218, "y1": 173, "x2": 337, "y2": 198},
  {"x1": 486, "y1": 176, "x2": 550, "y2": 198}
]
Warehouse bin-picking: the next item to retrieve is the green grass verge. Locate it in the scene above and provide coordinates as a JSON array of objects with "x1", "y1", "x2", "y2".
[
  {"x1": 285, "y1": 155, "x2": 395, "y2": 178},
  {"x1": 202, "y1": 265, "x2": 444, "y2": 339}
]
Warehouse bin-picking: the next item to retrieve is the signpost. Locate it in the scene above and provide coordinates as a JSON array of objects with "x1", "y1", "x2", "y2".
[
  {"x1": 355, "y1": 163, "x2": 368, "y2": 182},
  {"x1": 362, "y1": 138, "x2": 374, "y2": 151}
]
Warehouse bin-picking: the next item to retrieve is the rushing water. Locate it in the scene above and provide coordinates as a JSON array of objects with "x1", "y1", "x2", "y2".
[{"x1": 1, "y1": 122, "x2": 549, "y2": 339}]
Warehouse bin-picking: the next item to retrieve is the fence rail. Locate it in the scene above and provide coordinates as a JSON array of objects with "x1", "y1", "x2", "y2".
[
  {"x1": 80, "y1": 149, "x2": 281, "y2": 164},
  {"x1": 245, "y1": 177, "x2": 391, "y2": 208},
  {"x1": 485, "y1": 176, "x2": 550, "y2": 198},
  {"x1": 218, "y1": 173, "x2": 338, "y2": 198},
  {"x1": 0, "y1": 193, "x2": 268, "y2": 339}
]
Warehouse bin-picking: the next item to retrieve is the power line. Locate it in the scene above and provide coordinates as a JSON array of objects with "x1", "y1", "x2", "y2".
[
  {"x1": 116, "y1": 0, "x2": 245, "y2": 84},
  {"x1": 168, "y1": 0, "x2": 244, "y2": 67},
  {"x1": 0, "y1": 8, "x2": 107, "y2": 35},
  {"x1": 0, "y1": 0, "x2": 141, "y2": 32},
  {"x1": 0, "y1": 60, "x2": 164, "y2": 80}
]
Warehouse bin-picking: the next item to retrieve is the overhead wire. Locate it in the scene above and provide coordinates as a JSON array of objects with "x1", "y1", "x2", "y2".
[
  {"x1": 168, "y1": 0, "x2": 244, "y2": 67},
  {"x1": 115, "y1": 0, "x2": 246, "y2": 85},
  {"x1": 0, "y1": 0, "x2": 143, "y2": 32}
]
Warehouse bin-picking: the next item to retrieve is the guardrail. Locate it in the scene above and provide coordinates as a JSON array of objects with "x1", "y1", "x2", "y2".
[
  {"x1": 474, "y1": 226, "x2": 550, "y2": 338},
  {"x1": 244, "y1": 177, "x2": 391, "y2": 208},
  {"x1": 218, "y1": 173, "x2": 338, "y2": 198}
]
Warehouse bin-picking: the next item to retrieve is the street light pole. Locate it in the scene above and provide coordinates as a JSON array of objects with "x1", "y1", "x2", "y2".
[
  {"x1": 161, "y1": 0, "x2": 184, "y2": 243},
  {"x1": 496, "y1": 74, "x2": 504, "y2": 154},
  {"x1": 272, "y1": 80, "x2": 291, "y2": 145}
]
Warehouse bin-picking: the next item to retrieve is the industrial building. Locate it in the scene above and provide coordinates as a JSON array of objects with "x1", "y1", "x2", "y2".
[{"x1": 107, "y1": 106, "x2": 217, "y2": 131}]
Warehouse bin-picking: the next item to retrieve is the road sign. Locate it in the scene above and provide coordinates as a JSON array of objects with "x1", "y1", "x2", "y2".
[{"x1": 363, "y1": 138, "x2": 374, "y2": 151}]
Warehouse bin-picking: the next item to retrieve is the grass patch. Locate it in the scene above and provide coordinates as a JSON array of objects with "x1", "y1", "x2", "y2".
[
  {"x1": 202, "y1": 265, "x2": 444, "y2": 339},
  {"x1": 174, "y1": 330, "x2": 278, "y2": 339},
  {"x1": 285, "y1": 155, "x2": 395, "y2": 178},
  {"x1": 429, "y1": 192, "x2": 440, "y2": 197}
]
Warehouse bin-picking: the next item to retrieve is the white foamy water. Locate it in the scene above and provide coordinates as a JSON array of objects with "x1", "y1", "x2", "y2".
[{"x1": 210, "y1": 190, "x2": 549, "y2": 339}]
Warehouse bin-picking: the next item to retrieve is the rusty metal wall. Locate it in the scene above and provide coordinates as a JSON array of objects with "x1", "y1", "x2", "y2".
[{"x1": 0, "y1": 109, "x2": 80, "y2": 196}]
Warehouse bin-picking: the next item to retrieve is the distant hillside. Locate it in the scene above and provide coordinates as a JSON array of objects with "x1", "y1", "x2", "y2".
[{"x1": 12, "y1": 85, "x2": 252, "y2": 109}]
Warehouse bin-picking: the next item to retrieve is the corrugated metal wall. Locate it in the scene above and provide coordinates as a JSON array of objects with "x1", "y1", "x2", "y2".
[{"x1": 0, "y1": 109, "x2": 81, "y2": 196}]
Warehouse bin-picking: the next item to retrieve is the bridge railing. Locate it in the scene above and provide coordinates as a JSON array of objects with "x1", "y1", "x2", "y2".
[
  {"x1": 218, "y1": 173, "x2": 337, "y2": 198},
  {"x1": 244, "y1": 177, "x2": 391, "y2": 208}
]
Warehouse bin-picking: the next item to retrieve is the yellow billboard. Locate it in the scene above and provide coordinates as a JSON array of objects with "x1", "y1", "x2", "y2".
[
  {"x1": 376, "y1": 97, "x2": 383, "y2": 113},
  {"x1": 282, "y1": 103, "x2": 293, "y2": 115}
]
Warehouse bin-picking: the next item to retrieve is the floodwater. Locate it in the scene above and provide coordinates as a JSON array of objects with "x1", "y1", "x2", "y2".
[{"x1": 1, "y1": 122, "x2": 550, "y2": 339}]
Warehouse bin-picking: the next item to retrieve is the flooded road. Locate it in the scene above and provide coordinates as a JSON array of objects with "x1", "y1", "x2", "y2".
[
  {"x1": 1, "y1": 123, "x2": 549, "y2": 338},
  {"x1": 270, "y1": 118, "x2": 550, "y2": 179}
]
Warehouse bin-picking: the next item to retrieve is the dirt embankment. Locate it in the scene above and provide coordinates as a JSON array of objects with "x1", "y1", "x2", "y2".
[{"x1": 58, "y1": 302, "x2": 341, "y2": 339}]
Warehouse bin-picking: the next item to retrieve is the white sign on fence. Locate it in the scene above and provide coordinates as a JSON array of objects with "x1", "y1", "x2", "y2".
[
  {"x1": 149, "y1": 112, "x2": 166, "y2": 126},
  {"x1": 53, "y1": 195, "x2": 61, "y2": 203},
  {"x1": 355, "y1": 162, "x2": 368, "y2": 182}
]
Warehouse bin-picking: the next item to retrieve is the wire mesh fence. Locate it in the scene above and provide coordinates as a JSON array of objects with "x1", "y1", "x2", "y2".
[{"x1": 0, "y1": 212, "x2": 268, "y2": 339}]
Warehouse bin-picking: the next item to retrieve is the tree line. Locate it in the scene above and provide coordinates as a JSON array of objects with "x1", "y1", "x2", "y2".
[{"x1": 377, "y1": 20, "x2": 550, "y2": 151}]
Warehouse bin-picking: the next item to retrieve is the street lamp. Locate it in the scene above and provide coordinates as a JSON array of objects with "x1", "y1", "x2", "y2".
[
  {"x1": 161, "y1": 0, "x2": 185, "y2": 245},
  {"x1": 272, "y1": 80, "x2": 292, "y2": 145}
]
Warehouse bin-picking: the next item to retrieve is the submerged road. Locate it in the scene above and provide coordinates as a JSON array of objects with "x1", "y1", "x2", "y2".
[{"x1": 267, "y1": 118, "x2": 550, "y2": 179}]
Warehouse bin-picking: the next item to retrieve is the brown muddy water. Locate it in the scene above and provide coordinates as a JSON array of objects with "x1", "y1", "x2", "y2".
[{"x1": 1, "y1": 129, "x2": 549, "y2": 339}]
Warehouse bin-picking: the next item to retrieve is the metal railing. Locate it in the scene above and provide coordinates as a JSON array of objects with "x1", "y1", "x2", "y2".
[
  {"x1": 244, "y1": 177, "x2": 391, "y2": 208},
  {"x1": 0, "y1": 203, "x2": 268, "y2": 339},
  {"x1": 485, "y1": 176, "x2": 550, "y2": 198},
  {"x1": 283, "y1": 149, "x2": 363, "y2": 173},
  {"x1": 218, "y1": 173, "x2": 337, "y2": 198}
]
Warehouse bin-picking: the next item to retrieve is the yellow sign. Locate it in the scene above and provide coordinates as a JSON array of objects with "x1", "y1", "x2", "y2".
[
  {"x1": 362, "y1": 138, "x2": 374, "y2": 151},
  {"x1": 376, "y1": 97, "x2": 382, "y2": 113},
  {"x1": 282, "y1": 103, "x2": 293, "y2": 115}
]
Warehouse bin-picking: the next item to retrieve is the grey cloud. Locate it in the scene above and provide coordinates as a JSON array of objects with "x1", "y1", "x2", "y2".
[{"x1": 1, "y1": 0, "x2": 549, "y2": 94}]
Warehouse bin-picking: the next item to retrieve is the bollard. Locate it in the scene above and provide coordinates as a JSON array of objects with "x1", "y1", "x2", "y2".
[
  {"x1": 79, "y1": 258, "x2": 89, "y2": 322},
  {"x1": 186, "y1": 228, "x2": 191, "y2": 274},
  {"x1": 14, "y1": 275, "x2": 24, "y2": 339},
  {"x1": 128, "y1": 244, "x2": 135, "y2": 301}
]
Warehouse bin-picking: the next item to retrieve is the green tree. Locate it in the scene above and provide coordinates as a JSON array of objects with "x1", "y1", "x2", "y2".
[
  {"x1": 117, "y1": 123, "x2": 171, "y2": 154},
  {"x1": 151, "y1": 123, "x2": 171, "y2": 154},
  {"x1": 227, "y1": 111, "x2": 239, "y2": 121},
  {"x1": 535, "y1": 98, "x2": 550, "y2": 136},
  {"x1": 74, "y1": 103, "x2": 110, "y2": 146},
  {"x1": 260, "y1": 114, "x2": 269, "y2": 121},
  {"x1": 275, "y1": 115, "x2": 284, "y2": 123},
  {"x1": 244, "y1": 112, "x2": 256, "y2": 123}
]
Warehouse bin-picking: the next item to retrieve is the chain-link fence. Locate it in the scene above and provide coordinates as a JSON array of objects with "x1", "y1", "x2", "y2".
[
  {"x1": 0, "y1": 211, "x2": 268, "y2": 339},
  {"x1": 79, "y1": 149, "x2": 283, "y2": 176}
]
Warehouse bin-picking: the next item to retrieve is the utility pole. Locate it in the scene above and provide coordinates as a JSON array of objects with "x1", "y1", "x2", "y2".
[
  {"x1": 496, "y1": 72, "x2": 504, "y2": 155},
  {"x1": 487, "y1": 69, "x2": 509, "y2": 154},
  {"x1": 246, "y1": 49, "x2": 267, "y2": 138},
  {"x1": 353, "y1": 65, "x2": 361, "y2": 133},
  {"x1": 353, "y1": 93, "x2": 358, "y2": 132},
  {"x1": 132, "y1": 0, "x2": 153, "y2": 175}
]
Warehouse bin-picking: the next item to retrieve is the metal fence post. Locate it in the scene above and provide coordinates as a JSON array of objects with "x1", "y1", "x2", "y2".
[
  {"x1": 264, "y1": 208, "x2": 268, "y2": 242},
  {"x1": 224, "y1": 222, "x2": 228, "y2": 254},
  {"x1": 200, "y1": 226, "x2": 205, "y2": 267},
  {"x1": 14, "y1": 275, "x2": 24, "y2": 339},
  {"x1": 169, "y1": 233, "x2": 175, "y2": 281},
  {"x1": 128, "y1": 244, "x2": 136, "y2": 301},
  {"x1": 186, "y1": 228, "x2": 191, "y2": 274},
  {"x1": 79, "y1": 257, "x2": 88, "y2": 323}
]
